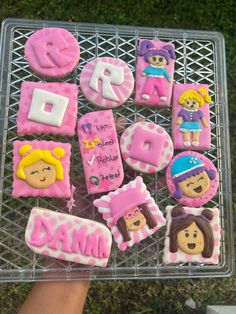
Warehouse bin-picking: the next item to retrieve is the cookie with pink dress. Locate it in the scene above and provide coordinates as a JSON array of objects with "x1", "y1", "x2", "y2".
[
  {"x1": 93, "y1": 176, "x2": 166, "y2": 251},
  {"x1": 80, "y1": 57, "x2": 134, "y2": 108},
  {"x1": 172, "y1": 84, "x2": 211, "y2": 150},
  {"x1": 166, "y1": 151, "x2": 219, "y2": 207},
  {"x1": 25, "y1": 207, "x2": 112, "y2": 267},
  {"x1": 163, "y1": 205, "x2": 221, "y2": 265},
  {"x1": 25, "y1": 28, "x2": 80, "y2": 78},
  {"x1": 12, "y1": 140, "x2": 71, "y2": 198},
  {"x1": 77, "y1": 110, "x2": 124, "y2": 194},
  {"x1": 17, "y1": 81, "x2": 78, "y2": 136},
  {"x1": 135, "y1": 39, "x2": 175, "y2": 107}
]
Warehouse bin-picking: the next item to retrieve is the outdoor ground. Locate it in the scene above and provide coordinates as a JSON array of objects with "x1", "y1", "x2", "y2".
[{"x1": 0, "y1": 1, "x2": 236, "y2": 313}]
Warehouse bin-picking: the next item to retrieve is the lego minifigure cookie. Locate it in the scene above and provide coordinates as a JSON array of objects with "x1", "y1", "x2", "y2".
[
  {"x1": 163, "y1": 205, "x2": 221, "y2": 264},
  {"x1": 120, "y1": 121, "x2": 173, "y2": 173},
  {"x1": 172, "y1": 84, "x2": 211, "y2": 150},
  {"x1": 135, "y1": 39, "x2": 175, "y2": 107},
  {"x1": 166, "y1": 151, "x2": 219, "y2": 206},
  {"x1": 93, "y1": 176, "x2": 166, "y2": 251},
  {"x1": 13, "y1": 140, "x2": 71, "y2": 198}
]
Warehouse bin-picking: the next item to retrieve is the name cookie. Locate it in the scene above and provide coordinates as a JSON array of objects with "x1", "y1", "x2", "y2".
[
  {"x1": 25, "y1": 207, "x2": 112, "y2": 267},
  {"x1": 93, "y1": 176, "x2": 166, "y2": 251},
  {"x1": 163, "y1": 205, "x2": 221, "y2": 265},
  {"x1": 120, "y1": 121, "x2": 173, "y2": 173},
  {"x1": 172, "y1": 84, "x2": 211, "y2": 150},
  {"x1": 135, "y1": 39, "x2": 175, "y2": 107},
  {"x1": 17, "y1": 81, "x2": 78, "y2": 136},
  {"x1": 25, "y1": 28, "x2": 80, "y2": 78},
  {"x1": 80, "y1": 57, "x2": 134, "y2": 108},
  {"x1": 77, "y1": 110, "x2": 124, "y2": 194},
  {"x1": 166, "y1": 151, "x2": 219, "y2": 206}
]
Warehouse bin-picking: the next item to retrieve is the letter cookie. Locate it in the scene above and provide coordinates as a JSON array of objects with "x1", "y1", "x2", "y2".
[
  {"x1": 93, "y1": 176, "x2": 166, "y2": 251},
  {"x1": 77, "y1": 110, "x2": 124, "y2": 194},
  {"x1": 80, "y1": 57, "x2": 134, "y2": 108},
  {"x1": 25, "y1": 28, "x2": 80, "y2": 78},
  {"x1": 163, "y1": 205, "x2": 221, "y2": 264},
  {"x1": 17, "y1": 81, "x2": 78, "y2": 136},
  {"x1": 166, "y1": 151, "x2": 219, "y2": 206},
  {"x1": 172, "y1": 84, "x2": 211, "y2": 150},
  {"x1": 25, "y1": 207, "x2": 112, "y2": 267},
  {"x1": 12, "y1": 140, "x2": 71, "y2": 198},
  {"x1": 135, "y1": 39, "x2": 175, "y2": 107},
  {"x1": 120, "y1": 121, "x2": 173, "y2": 173}
]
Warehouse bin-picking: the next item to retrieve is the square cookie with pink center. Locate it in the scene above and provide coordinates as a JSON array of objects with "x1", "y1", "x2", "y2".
[
  {"x1": 13, "y1": 140, "x2": 71, "y2": 198},
  {"x1": 17, "y1": 81, "x2": 78, "y2": 136},
  {"x1": 163, "y1": 205, "x2": 221, "y2": 265}
]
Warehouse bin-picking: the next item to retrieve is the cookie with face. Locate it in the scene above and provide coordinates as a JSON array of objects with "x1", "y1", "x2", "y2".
[
  {"x1": 13, "y1": 140, "x2": 71, "y2": 198},
  {"x1": 93, "y1": 176, "x2": 166, "y2": 251},
  {"x1": 163, "y1": 205, "x2": 221, "y2": 264},
  {"x1": 166, "y1": 151, "x2": 219, "y2": 206}
]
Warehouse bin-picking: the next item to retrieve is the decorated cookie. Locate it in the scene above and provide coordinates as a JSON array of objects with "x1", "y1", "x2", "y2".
[
  {"x1": 80, "y1": 57, "x2": 134, "y2": 108},
  {"x1": 120, "y1": 121, "x2": 173, "y2": 173},
  {"x1": 166, "y1": 151, "x2": 219, "y2": 206},
  {"x1": 135, "y1": 39, "x2": 175, "y2": 107},
  {"x1": 93, "y1": 176, "x2": 166, "y2": 251},
  {"x1": 77, "y1": 110, "x2": 124, "y2": 194},
  {"x1": 172, "y1": 84, "x2": 211, "y2": 150},
  {"x1": 25, "y1": 28, "x2": 80, "y2": 78},
  {"x1": 17, "y1": 81, "x2": 78, "y2": 136},
  {"x1": 163, "y1": 205, "x2": 221, "y2": 264},
  {"x1": 13, "y1": 140, "x2": 71, "y2": 198},
  {"x1": 25, "y1": 207, "x2": 112, "y2": 267}
]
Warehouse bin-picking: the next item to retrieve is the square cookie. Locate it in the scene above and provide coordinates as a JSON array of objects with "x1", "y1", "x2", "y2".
[
  {"x1": 17, "y1": 81, "x2": 78, "y2": 136},
  {"x1": 13, "y1": 140, "x2": 71, "y2": 198},
  {"x1": 163, "y1": 206, "x2": 221, "y2": 265}
]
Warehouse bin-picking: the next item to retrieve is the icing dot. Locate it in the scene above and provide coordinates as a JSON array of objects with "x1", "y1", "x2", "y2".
[
  {"x1": 148, "y1": 123, "x2": 155, "y2": 129},
  {"x1": 213, "y1": 224, "x2": 220, "y2": 232},
  {"x1": 122, "y1": 153, "x2": 129, "y2": 160},
  {"x1": 214, "y1": 239, "x2": 220, "y2": 246},
  {"x1": 130, "y1": 158, "x2": 138, "y2": 165},
  {"x1": 120, "y1": 138, "x2": 124, "y2": 145},
  {"x1": 157, "y1": 128, "x2": 164, "y2": 134},
  {"x1": 123, "y1": 130, "x2": 129, "y2": 137},
  {"x1": 42, "y1": 250, "x2": 50, "y2": 256},
  {"x1": 127, "y1": 144, "x2": 131, "y2": 151},
  {"x1": 170, "y1": 253, "x2": 177, "y2": 262},
  {"x1": 88, "y1": 259, "x2": 95, "y2": 266},
  {"x1": 213, "y1": 254, "x2": 219, "y2": 262},
  {"x1": 186, "y1": 254, "x2": 192, "y2": 262},
  {"x1": 164, "y1": 141, "x2": 169, "y2": 148},
  {"x1": 140, "y1": 162, "x2": 146, "y2": 169},
  {"x1": 148, "y1": 167, "x2": 155, "y2": 173},
  {"x1": 58, "y1": 253, "x2": 66, "y2": 260}
]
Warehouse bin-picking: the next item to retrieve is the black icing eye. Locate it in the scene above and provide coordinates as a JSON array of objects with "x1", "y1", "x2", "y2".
[
  {"x1": 186, "y1": 101, "x2": 190, "y2": 104},
  {"x1": 158, "y1": 56, "x2": 163, "y2": 62},
  {"x1": 185, "y1": 233, "x2": 189, "y2": 238},
  {"x1": 31, "y1": 170, "x2": 39, "y2": 175},
  {"x1": 42, "y1": 166, "x2": 51, "y2": 172},
  {"x1": 193, "y1": 233, "x2": 197, "y2": 238},
  {"x1": 198, "y1": 176, "x2": 204, "y2": 181},
  {"x1": 152, "y1": 56, "x2": 156, "y2": 61},
  {"x1": 192, "y1": 101, "x2": 196, "y2": 105},
  {"x1": 187, "y1": 182, "x2": 194, "y2": 187}
]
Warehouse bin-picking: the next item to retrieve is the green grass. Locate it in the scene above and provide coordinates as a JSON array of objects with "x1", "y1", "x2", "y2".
[{"x1": 0, "y1": 1, "x2": 236, "y2": 313}]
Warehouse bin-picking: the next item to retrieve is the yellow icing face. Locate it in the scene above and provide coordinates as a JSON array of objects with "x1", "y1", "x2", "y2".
[
  {"x1": 124, "y1": 208, "x2": 146, "y2": 231},
  {"x1": 177, "y1": 222, "x2": 204, "y2": 255},
  {"x1": 23, "y1": 160, "x2": 56, "y2": 188},
  {"x1": 179, "y1": 171, "x2": 211, "y2": 198},
  {"x1": 182, "y1": 99, "x2": 200, "y2": 110},
  {"x1": 148, "y1": 54, "x2": 167, "y2": 67}
]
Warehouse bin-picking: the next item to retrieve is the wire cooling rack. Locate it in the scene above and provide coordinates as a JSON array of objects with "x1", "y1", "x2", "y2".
[{"x1": 0, "y1": 18, "x2": 234, "y2": 281}]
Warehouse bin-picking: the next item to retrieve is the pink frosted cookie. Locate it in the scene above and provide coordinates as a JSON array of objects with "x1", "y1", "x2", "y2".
[
  {"x1": 163, "y1": 205, "x2": 221, "y2": 265},
  {"x1": 120, "y1": 121, "x2": 173, "y2": 173},
  {"x1": 172, "y1": 84, "x2": 211, "y2": 150},
  {"x1": 93, "y1": 176, "x2": 166, "y2": 251},
  {"x1": 13, "y1": 140, "x2": 71, "y2": 198},
  {"x1": 166, "y1": 151, "x2": 219, "y2": 206},
  {"x1": 17, "y1": 81, "x2": 78, "y2": 136},
  {"x1": 135, "y1": 39, "x2": 175, "y2": 107},
  {"x1": 25, "y1": 207, "x2": 112, "y2": 267},
  {"x1": 77, "y1": 110, "x2": 124, "y2": 194},
  {"x1": 25, "y1": 28, "x2": 80, "y2": 78},
  {"x1": 80, "y1": 57, "x2": 134, "y2": 108}
]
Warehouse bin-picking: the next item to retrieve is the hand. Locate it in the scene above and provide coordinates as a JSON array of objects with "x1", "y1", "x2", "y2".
[{"x1": 141, "y1": 72, "x2": 146, "y2": 76}]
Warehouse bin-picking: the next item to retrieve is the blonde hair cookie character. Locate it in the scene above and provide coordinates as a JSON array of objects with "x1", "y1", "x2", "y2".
[
  {"x1": 16, "y1": 144, "x2": 65, "y2": 189},
  {"x1": 176, "y1": 87, "x2": 211, "y2": 147}
]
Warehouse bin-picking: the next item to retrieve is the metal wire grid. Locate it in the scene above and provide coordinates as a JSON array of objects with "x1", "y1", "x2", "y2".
[{"x1": 0, "y1": 19, "x2": 234, "y2": 281}]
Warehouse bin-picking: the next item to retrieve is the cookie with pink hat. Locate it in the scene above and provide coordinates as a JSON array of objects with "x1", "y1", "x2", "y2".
[
  {"x1": 25, "y1": 28, "x2": 80, "y2": 78},
  {"x1": 25, "y1": 207, "x2": 112, "y2": 267},
  {"x1": 80, "y1": 57, "x2": 134, "y2": 108},
  {"x1": 163, "y1": 205, "x2": 221, "y2": 265},
  {"x1": 12, "y1": 140, "x2": 71, "y2": 198},
  {"x1": 93, "y1": 176, "x2": 166, "y2": 251},
  {"x1": 120, "y1": 121, "x2": 173, "y2": 173},
  {"x1": 17, "y1": 81, "x2": 78, "y2": 136},
  {"x1": 135, "y1": 39, "x2": 175, "y2": 107},
  {"x1": 166, "y1": 151, "x2": 219, "y2": 206}
]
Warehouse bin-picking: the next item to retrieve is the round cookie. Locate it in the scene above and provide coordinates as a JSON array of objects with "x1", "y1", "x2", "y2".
[
  {"x1": 166, "y1": 151, "x2": 219, "y2": 206},
  {"x1": 120, "y1": 121, "x2": 173, "y2": 173},
  {"x1": 80, "y1": 57, "x2": 134, "y2": 108},
  {"x1": 25, "y1": 28, "x2": 80, "y2": 78}
]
